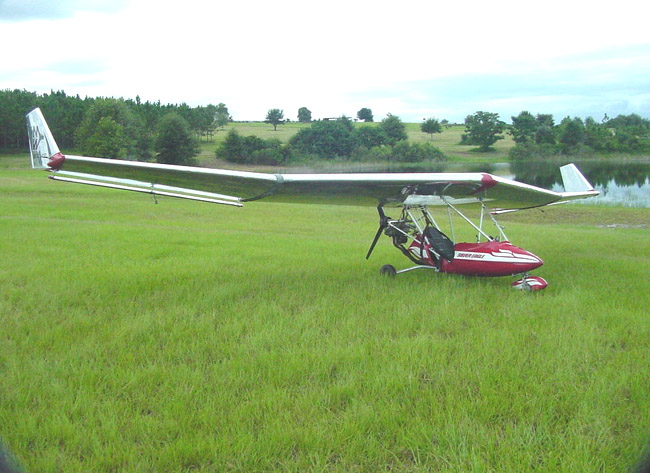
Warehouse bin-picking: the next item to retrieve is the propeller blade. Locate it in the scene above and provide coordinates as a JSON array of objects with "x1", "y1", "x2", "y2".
[
  {"x1": 366, "y1": 205, "x2": 391, "y2": 260},
  {"x1": 366, "y1": 225, "x2": 384, "y2": 260}
]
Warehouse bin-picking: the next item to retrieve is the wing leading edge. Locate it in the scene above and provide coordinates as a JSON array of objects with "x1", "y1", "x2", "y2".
[{"x1": 27, "y1": 108, "x2": 599, "y2": 211}]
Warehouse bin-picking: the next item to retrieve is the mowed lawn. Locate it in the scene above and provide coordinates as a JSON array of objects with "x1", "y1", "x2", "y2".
[{"x1": 2, "y1": 161, "x2": 650, "y2": 472}]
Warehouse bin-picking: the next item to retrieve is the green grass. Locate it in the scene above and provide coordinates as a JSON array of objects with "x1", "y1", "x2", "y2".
[
  {"x1": 196, "y1": 122, "x2": 514, "y2": 167},
  {"x1": 404, "y1": 123, "x2": 514, "y2": 162},
  {"x1": 221, "y1": 121, "x2": 309, "y2": 142},
  {"x1": 2, "y1": 162, "x2": 650, "y2": 472}
]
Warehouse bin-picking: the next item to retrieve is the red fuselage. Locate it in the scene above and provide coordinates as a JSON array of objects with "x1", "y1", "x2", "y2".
[{"x1": 409, "y1": 239, "x2": 543, "y2": 277}]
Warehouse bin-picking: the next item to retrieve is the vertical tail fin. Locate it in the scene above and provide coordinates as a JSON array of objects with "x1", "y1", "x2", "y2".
[
  {"x1": 560, "y1": 163, "x2": 595, "y2": 193},
  {"x1": 26, "y1": 108, "x2": 63, "y2": 170}
]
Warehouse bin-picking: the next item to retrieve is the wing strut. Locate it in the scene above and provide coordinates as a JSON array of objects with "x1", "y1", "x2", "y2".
[{"x1": 49, "y1": 175, "x2": 243, "y2": 207}]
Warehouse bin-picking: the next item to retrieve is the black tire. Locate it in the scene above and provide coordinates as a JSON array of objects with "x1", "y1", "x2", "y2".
[{"x1": 380, "y1": 264, "x2": 397, "y2": 276}]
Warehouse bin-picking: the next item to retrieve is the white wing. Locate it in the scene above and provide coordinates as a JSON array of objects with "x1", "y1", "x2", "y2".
[{"x1": 27, "y1": 108, "x2": 599, "y2": 210}]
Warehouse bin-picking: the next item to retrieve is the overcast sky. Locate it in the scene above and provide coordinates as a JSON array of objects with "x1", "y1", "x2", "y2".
[{"x1": 1, "y1": 0, "x2": 649, "y2": 123}]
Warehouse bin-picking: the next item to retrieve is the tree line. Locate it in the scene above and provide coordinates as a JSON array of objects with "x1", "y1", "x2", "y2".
[
  {"x1": 3, "y1": 89, "x2": 648, "y2": 165},
  {"x1": 230, "y1": 108, "x2": 650, "y2": 165},
  {"x1": 1, "y1": 89, "x2": 447, "y2": 166},
  {"x1": 458, "y1": 110, "x2": 650, "y2": 158},
  {"x1": 217, "y1": 114, "x2": 446, "y2": 165},
  {"x1": 0, "y1": 89, "x2": 229, "y2": 163},
  {"x1": 508, "y1": 111, "x2": 650, "y2": 159}
]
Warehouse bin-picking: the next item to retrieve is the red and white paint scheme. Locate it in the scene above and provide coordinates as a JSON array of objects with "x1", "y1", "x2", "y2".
[
  {"x1": 441, "y1": 241, "x2": 543, "y2": 277},
  {"x1": 410, "y1": 239, "x2": 543, "y2": 277},
  {"x1": 511, "y1": 275, "x2": 548, "y2": 291},
  {"x1": 367, "y1": 203, "x2": 550, "y2": 289},
  {"x1": 26, "y1": 107, "x2": 600, "y2": 292}
]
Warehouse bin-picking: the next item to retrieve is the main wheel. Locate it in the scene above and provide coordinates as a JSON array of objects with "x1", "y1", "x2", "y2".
[{"x1": 380, "y1": 264, "x2": 397, "y2": 276}]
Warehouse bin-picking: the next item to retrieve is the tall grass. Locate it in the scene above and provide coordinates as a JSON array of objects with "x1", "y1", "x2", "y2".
[{"x1": 2, "y1": 164, "x2": 650, "y2": 472}]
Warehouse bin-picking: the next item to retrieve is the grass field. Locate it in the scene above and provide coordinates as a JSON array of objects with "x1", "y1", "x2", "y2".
[
  {"x1": 2, "y1": 156, "x2": 650, "y2": 472},
  {"x1": 197, "y1": 122, "x2": 514, "y2": 167}
]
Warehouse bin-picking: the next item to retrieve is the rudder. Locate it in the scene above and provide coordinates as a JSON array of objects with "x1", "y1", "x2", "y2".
[
  {"x1": 560, "y1": 163, "x2": 594, "y2": 193},
  {"x1": 26, "y1": 108, "x2": 62, "y2": 169}
]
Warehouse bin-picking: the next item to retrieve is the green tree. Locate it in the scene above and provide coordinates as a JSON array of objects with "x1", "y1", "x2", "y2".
[
  {"x1": 463, "y1": 111, "x2": 505, "y2": 151},
  {"x1": 214, "y1": 103, "x2": 230, "y2": 129},
  {"x1": 190, "y1": 105, "x2": 217, "y2": 141},
  {"x1": 355, "y1": 125, "x2": 388, "y2": 148},
  {"x1": 265, "y1": 109, "x2": 284, "y2": 131},
  {"x1": 584, "y1": 117, "x2": 612, "y2": 151},
  {"x1": 39, "y1": 90, "x2": 85, "y2": 149},
  {"x1": 380, "y1": 113, "x2": 407, "y2": 145},
  {"x1": 420, "y1": 118, "x2": 442, "y2": 140},
  {"x1": 557, "y1": 116, "x2": 585, "y2": 153},
  {"x1": 84, "y1": 116, "x2": 126, "y2": 158},
  {"x1": 0, "y1": 89, "x2": 38, "y2": 148},
  {"x1": 217, "y1": 128, "x2": 243, "y2": 162},
  {"x1": 337, "y1": 115, "x2": 354, "y2": 131},
  {"x1": 606, "y1": 113, "x2": 650, "y2": 128},
  {"x1": 216, "y1": 129, "x2": 288, "y2": 165},
  {"x1": 289, "y1": 120, "x2": 358, "y2": 158},
  {"x1": 76, "y1": 98, "x2": 148, "y2": 159},
  {"x1": 297, "y1": 107, "x2": 312, "y2": 123},
  {"x1": 536, "y1": 114, "x2": 554, "y2": 128},
  {"x1": 357, "y1": 108, "x2": 374, "y2": 122},
  {"x1": 605, "y1": 114, "x2": 650, "y2": 153},
  {"x1": 534, "y1": 114, "x2": 556, "y2": 145},
  {"x1": 155, "y1": 113, "x2": 199, "y2": 165},
  {"x1": 510, "y1": 111, "x2": 537, "y2": 144}
]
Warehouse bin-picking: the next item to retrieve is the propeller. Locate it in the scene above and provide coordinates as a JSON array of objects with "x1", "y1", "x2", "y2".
[{"x1": 366, "y1": 205, "x2": 390, "y2": 260}]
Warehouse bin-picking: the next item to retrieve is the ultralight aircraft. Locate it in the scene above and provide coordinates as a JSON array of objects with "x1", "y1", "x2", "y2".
[{"x1": 26, "y1": 108, "x2": 599, "y2": 291}]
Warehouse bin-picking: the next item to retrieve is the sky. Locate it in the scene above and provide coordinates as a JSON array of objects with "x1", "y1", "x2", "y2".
[{"x1": 1, "y1": 0, "x2": 649, "y2": 123}]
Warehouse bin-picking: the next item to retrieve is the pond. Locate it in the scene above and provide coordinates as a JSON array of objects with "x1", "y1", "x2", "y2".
[
  {"x1": 506, "y1": 160, "x2": 650, "y2": 208},
  {"x1": 288, "y1": 159, "x2": 650, "y2": 207}
]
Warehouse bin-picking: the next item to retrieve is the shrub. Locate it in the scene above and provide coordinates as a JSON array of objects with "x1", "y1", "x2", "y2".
[
  {"x1": 354, "y1": 125, "x2": 388, "y2": 148},
  {"x1": 390, "y1": 141, "x2": 446, "y2": 162},
  {"x1": 351, "y1": 145, "x2": 393, "y2": 162},
  {"x1": 289, "y1": 120, "x2": 358, "y2": 159},
  {"x1": 217, "y1": 129, "x2": 289, "y2": 165},
  {"x1": 508, "y1": 142, "x2": 559, "y2": 161},
  {"x1": 250, "y1": 148, "x2": 284, "y2": 165}
]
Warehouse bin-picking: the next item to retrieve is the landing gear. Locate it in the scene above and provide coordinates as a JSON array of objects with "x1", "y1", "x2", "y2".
[
  {"x1": 511, "y1": 274, "x2": 548, "y2": 291},
  {"x1": 369, "y1": 205, "x2": 448, "y2": 277},
  {"x1": 380, "y1": 264, "x2": 437, "y2": 276},
  {"x1": 367, "y1": 203, "x2": 547, "y2": 289}
]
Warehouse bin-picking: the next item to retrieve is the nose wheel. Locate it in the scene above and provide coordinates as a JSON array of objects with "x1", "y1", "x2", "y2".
[
  {"x1": 511, "y1": 274, "x2": 548, "y2": 291},
  {"x1": 379, "y1": 264, "x2": 397, "y2": 276}
]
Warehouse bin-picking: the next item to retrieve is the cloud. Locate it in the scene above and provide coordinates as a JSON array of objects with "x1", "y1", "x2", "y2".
[
  {"x1": 0, "y1": 53, "x2": 110, "y2": 101},
  {"x1": 350, "y1": 44, "x2": 650, "y2": 122},
  {"x1": 1, "y1": 0, "x2": 649, "y2": 123},
  {"x1": 0, "y1": 0, "x2": 129, "y2": 21}
]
